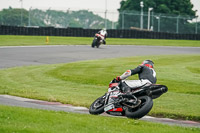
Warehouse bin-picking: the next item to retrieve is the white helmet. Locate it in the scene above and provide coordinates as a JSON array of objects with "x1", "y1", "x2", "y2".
[{"x1": 102, "y1": 28, "x2": 106, "y2": 31}]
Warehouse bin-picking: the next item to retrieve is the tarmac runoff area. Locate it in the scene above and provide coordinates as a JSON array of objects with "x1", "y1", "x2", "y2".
[
  {"x1": 0, "y1": 95, "x2": 199, "y2": 128},
  {"x1": 0, "y1": 45, "x2": 200, "y2": 128}
]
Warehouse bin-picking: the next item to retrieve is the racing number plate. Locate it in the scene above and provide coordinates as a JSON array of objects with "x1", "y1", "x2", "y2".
[{"x1": 104, "y1": 104, "x2": 114, "y2": 112}]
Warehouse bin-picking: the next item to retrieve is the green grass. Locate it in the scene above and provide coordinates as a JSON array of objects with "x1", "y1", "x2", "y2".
[
  {"x1": 0, "y1": 105, "x2": 199, "y2": 133},
  {"x1": 0, "y1": 35, "x2": 199, "y2": 47},
  {"x1": 0, "y1": 55, "x2": 200, "y2": 121}
]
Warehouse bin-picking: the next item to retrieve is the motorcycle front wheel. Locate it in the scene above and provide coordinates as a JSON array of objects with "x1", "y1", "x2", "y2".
[
  {"x1": 91, "y1": 39, "x2": 97, "y2": 48},
  {"x1": 125, "y1": 96, "x2": 153, "y2": 119},
  {"x1": 89, "y1": 95, "x2": 105, "y2": 115}
]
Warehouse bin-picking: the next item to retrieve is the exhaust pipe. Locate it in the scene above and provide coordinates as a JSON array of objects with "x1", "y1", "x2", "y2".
[
  {"x1": 148, "y1": 86, "x2": 168, "y2": 99},
  {"x1": 151, "y1": 86, "x2": 168, "y2": 95}
]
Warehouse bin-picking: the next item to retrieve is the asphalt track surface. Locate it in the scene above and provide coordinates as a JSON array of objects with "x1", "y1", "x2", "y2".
[
  {"x1": 0, "y1": 45, "x2": 199, "y2": 69},
  {"x1": 0, "y1": 45, "x2": 200, "y2": 128}
]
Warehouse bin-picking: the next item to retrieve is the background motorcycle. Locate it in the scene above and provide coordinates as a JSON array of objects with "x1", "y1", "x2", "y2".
[
  {"x1": 91, "y1": 33, "x2": 104, "y2": 48},
  {"x1": 89, "y1": 79, "x2": 168, "y2": 119}
]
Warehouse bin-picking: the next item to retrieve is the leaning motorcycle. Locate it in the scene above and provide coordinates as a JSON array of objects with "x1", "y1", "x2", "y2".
[
  {"x1": 91, "y1": 33, "x2": 104, "y2": 48},
  {"x1": 89, "y1": 79, "x2": 168, "y2": 119}
]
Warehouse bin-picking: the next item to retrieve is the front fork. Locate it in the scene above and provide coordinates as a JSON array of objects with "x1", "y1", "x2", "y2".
[{"x1": 104, "y1": 93, "x2": 110, "y2": 105}]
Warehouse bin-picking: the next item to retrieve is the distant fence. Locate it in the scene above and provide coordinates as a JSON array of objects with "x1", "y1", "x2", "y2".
[{"x1": 0, "y1": 25, "x2": 200, "y2": 40}]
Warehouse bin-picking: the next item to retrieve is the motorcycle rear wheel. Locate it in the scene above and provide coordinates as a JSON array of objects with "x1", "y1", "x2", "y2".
[
  {"x1": 89, "y1": 95, "x2": 105, "y2": 115},
  {"x1": 125, "y1": 96, "x2": 153, "y2": 119},
  {"x1": 96, "y1": 42, "x2": 100, "y2": 48}
]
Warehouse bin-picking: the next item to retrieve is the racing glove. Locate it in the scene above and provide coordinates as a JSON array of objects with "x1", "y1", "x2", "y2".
[{"x1": 116, "y1": 76, "x2": 121, "y2": 81}]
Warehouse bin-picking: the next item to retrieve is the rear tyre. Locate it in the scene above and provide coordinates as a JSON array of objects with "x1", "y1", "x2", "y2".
[
  {"x1": 125, "y1": 96, "x2": 153, "y2": 119},
  {"x1": 96, "y1": 43, "x2": 100, "y2": 48},
  {"x1": 89, "y1": 95, "x2": 105, "y2": 115}
]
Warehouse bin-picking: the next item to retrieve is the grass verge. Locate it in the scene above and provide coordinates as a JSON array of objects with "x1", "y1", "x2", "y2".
[
  {"x1": 0, "y1": 35, "x2": 199, "y2": 47},
  {"x1": 0, "y1": 55, "x2": 200, "y2": 121},
  {"x1": 0, "y1": 105, "x2": 199, "y2": 133}
]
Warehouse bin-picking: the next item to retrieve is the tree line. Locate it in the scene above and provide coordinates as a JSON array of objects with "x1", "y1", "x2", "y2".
[
  {"x1": 117, "y1": 0, "x2": 199, "y2": 34},
  {"x1": 0, "y1": 0, "x2": 199, "y2": 34},
  {"x1": 0, "y1": 7, "x2": 114, "y2": 29}
]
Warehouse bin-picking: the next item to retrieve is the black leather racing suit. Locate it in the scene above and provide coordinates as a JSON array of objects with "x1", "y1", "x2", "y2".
[
  {"x1": 119, "y1": 65, "x2": 157, "y2": 93},
  {"x1": 131, "y1": 65, "x2": 157, "y2": 84}
]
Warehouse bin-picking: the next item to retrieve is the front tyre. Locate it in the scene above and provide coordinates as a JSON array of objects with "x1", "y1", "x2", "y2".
[
  {"x1": 91, "y1": 39, "x2": 97, "y2": 48},
  {"x1": 89, "y1": 95, "x2": 105, "y2": 115},
  {"x1": 125, "y1": 96, "x2": 153, "y2": 119}
]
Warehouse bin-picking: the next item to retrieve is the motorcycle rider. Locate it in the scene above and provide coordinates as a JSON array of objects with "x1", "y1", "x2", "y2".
[
  {"x1": 97, "y1": 28, "x2": 107, "y2": 45},
  {"x1": 115, "y1": 60, "x2": 157, "y2": 92}
]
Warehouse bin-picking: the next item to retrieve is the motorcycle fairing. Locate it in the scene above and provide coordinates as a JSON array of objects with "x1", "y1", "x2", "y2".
[{"x1": 108, "y1": 107, "x2": 123, "y2": 112}]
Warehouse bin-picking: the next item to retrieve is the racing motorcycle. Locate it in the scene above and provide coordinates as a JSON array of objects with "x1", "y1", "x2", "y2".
[
  {"x1": 91, "y1": 33, "x2": 105, "y2": 48},
  {"x1": 89, "y1": 79, "x2": 168, "y2": 119}
]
